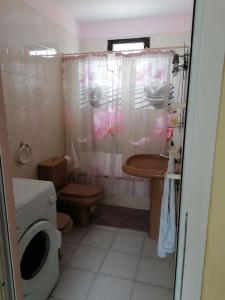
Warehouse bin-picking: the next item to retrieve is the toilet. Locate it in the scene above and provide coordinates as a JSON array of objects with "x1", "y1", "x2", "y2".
[
  {"x1": 57, "y1": 212, "x2": 73, "y2": 233},
  {"x1": 38, "y1": 156, "x2": 103, "y2": 226},
  {"x1": 57, "y1": 212, "x2": 73, "y2": 261}
]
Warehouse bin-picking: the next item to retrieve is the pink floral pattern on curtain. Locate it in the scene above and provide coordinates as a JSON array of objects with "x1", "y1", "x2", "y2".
[
  {"x1": 62, "y1": 50, "x2": 173, "y2": 196},
  {"x1": 93, "y1": 106, "x2": 126, "y2": 140}
]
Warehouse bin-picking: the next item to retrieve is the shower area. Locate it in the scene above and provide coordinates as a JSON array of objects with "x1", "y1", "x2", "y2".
[{"x1": 61, "y1": 48, "x2": 188, "y2": 234}]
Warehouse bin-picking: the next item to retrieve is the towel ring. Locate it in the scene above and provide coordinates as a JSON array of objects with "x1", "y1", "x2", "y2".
[{"x1": 18, "y1": 142, "x2": 32, "y2": 164}]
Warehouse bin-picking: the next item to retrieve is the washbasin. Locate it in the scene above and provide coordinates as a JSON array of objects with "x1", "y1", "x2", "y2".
[
  {"x1": 122, "y1": 154, "x2": 169, "y2": 240},
  {"x1": 122, "y1": 154, "x2": 168, "y2": 179}
]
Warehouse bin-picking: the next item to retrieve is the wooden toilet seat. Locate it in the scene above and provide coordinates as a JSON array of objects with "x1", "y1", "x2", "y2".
[
  {"x1": 57, "y1": 212, "x2": 73, "y2": 233},
  {"x1": 57, "y1": 184, "x2": 103, "y2": 227},
  {"x1": 38, "y1": 156, "x2": 103, "y2": 227},
  {"x1": 59, "y1": 183, "x2": 101, "y2": 198}
]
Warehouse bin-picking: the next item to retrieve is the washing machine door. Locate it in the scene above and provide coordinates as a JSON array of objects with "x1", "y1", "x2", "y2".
[{"x1": 18, "y1": 220, "x2": 61, "y2": 298}]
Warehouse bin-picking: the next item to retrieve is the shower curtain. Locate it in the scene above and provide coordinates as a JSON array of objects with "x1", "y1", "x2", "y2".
[{"x1": 62, "y1": 50, "x2": 173, "y2": 196}]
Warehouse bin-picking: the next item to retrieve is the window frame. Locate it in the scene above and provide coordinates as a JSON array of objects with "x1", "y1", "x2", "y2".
[{"x1": 107, "y1": 37, "x2": 150, "y2": 51}]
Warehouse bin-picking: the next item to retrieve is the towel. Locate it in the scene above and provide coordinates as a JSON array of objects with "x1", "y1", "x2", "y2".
[{"x1": 157, "y1": 154, "x2": 176, "y2": 258}]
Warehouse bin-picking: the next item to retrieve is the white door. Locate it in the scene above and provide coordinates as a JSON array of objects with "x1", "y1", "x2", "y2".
[
  {"x1": 174, "y1": 0, "x2": 225, "y2": 299},
  {"x1": 0, "y1": 229, "x2": 7, "y2": 300},
  {"x1": 0, "y1": 156, "x2": 17, "y2": 300}
]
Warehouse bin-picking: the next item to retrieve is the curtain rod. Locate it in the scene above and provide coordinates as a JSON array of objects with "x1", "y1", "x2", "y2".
[{"x1": 62, "y1": 46, "x2": 188, "y2": 57}]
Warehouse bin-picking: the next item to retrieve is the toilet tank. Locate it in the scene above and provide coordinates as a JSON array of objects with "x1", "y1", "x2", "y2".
[{"x1": 38, "y1": 156, "x2": 67, "y2": 191}]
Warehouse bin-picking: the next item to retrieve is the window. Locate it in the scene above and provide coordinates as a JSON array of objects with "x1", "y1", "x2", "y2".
[
  {"x1": 29, "y1": 47, "x2": 57, "y2": 57},
  {"x1": 107, "y1": 37, "x2": 150, "y2": 52}
]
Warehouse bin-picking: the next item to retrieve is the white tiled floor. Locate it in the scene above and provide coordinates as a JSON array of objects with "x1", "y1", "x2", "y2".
[
  {"x1": 50, "y1": 224, "x2": 175, "y2": 300},
  {"x1": 131, "y1": 283, "x2": 173, "y2": 300},
  {"x1": 142, "y1": 238, "x2": 174, "y2": 262},
  {"x1": 69, "y1": 245, "x2": 106, "y2": 272},
  {"x1": 87, "y1": 274, "x2": 133, "y2": 300},
  {"x1": 81, "y1": 227, "x2": 115, "y2": 249},
  {"x1": 111, "y1": 232, "x2": 144, "y2": 255},
  {"x1": 136, "y1": 257, "x2": 174, "y2": 289},
  {"x1": 100, "y1": 251, "x2": 139, "y2": 280}
]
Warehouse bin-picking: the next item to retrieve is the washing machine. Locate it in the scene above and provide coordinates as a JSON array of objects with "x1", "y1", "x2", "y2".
[{"x1": 12, "y1": 178, "x2": 61, "y2": 300}]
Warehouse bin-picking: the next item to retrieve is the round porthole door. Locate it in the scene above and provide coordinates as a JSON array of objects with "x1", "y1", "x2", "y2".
[{"x1": 18, "y1": 220, "x2": 59, "y2": 296}]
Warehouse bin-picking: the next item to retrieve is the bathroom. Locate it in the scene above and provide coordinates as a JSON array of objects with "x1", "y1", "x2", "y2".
[{"x1": 0, "y1": 0, "x2": 196, "y2": 299}]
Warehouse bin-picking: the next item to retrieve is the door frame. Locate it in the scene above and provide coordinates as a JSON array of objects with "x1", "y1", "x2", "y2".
[
  {"x1": 0, "y1": 156, "x2": 17, "y2": 299},
  {"x1": 0, "y1": 0, "x2": 224, "y2": 299},
  {"x1": 174, "y1": 0, "x2": 225, "y2": 299},
  {"x1": 0, "y1": 73, "x2": 23, "y2": 299}
]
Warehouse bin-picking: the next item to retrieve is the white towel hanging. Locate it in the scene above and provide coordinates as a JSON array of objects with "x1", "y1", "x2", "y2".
[{"x1": 157, "y1": 154, "x2": 176, "y2": 258}]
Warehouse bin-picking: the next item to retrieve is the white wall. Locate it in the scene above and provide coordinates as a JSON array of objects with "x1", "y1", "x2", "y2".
[
  {"x1": 0, "y1": 0, "x2": 79, "y2": 178},
  {"x1": 0, "y1": 0, "x2": 79, "y2": 58},
  {"x1": 1, "y1": 57, "x2": 66, "y2": 179},
  {"x1": 80, "y1": 31, "x2": 191, "y2": 52}
]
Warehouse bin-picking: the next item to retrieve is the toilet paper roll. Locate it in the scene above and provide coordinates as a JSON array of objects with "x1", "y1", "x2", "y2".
[
  {"x1": 64, "y1": 155, "x2": 78, "y2": 172},
  {"x1": 64, "y1": 155, "x2": 72, "y2": 164}
]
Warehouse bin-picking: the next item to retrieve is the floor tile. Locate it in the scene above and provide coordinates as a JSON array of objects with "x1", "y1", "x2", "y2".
[
  {"x1": 142, "y1": 238, "x2": 175, "y2": 262},
  {"x1": 136, "y1": 257, "x2": 174, "y2": 289},
  {"x1": 91, "y1": 224, "x2": 118, "y2": 232},
  {"x1": 52, "y1": 267, "x2": 95, "y2": 300},
  {"x1": 100, "y1": 251, "x2": 139, "y2": 280},
  {"x1": 111, "y1": 232, "x2": 144, "y2": 255},
  {"x1": 68, "y1": 245, "x2": 107, "y2": 272},
  {"x1": 131, "y1": 282, "x2": 173, "y2": 300},
  {"x1": 142, "y1": 238, "x2": 158, "y2": 258},
  {"x1": 81, "y1": 228, "x2": 115, "y2": 249},
  {"x1": 87, "y1": 274, "x2": 133, "y2": 300},
  {"x1": 118, "y1": 228, "x2": 147, "y2": 238},
  {"x1": 60, "y1": 243, "x2": 78, "y2": 265},
  {"x1": 62, "y1": 227, "x2": 90, "y2": 245}
]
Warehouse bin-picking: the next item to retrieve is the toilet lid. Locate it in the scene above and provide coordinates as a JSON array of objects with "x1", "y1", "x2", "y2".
[{"x1": 59, "y1": 183, "x2": 101, "y2": 198}]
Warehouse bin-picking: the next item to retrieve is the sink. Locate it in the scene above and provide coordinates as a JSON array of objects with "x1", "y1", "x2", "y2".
[
  {"x1": 123, "y1": 154, "x2": 169, "y2": 240},
  {"x1": 122, "y1": 154, "x2": 168, "y2": 179}
]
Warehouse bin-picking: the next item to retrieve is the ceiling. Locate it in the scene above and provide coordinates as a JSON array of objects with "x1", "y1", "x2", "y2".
[{"x1": 50, "y1": 0, "x2": 193, "y2": 22}]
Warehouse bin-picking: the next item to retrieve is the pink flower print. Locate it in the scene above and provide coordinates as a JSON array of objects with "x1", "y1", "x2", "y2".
[
  {"x1": 153, "y1": 114, "x2": 173, "y2": 141},
  {"x1": 154, "y1": 69, "x2": 165, "y2": 80},
  {"x1": 107, "y1": 106, "x2": 126, "y2": 134},
  {"x1": 153, "y1": 115, "x2": 165, "y2": 135},
  {"x1": 93, "y1": 106, "x2": 126, "y2": 140},
  {"x1": 166, "y1": 113, "x2": 173, "y2": 141},
  {"x1": 166, "y1": 128, "x2": 173, "y2": 141},
  {"x1": 145, "y1": 63, "x2": 152, "y2": 76}
]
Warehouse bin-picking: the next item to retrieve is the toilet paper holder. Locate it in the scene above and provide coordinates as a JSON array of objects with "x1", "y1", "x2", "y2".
[{"x1": 18, "y1": 142, "x2": 32, "y2": 164}]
